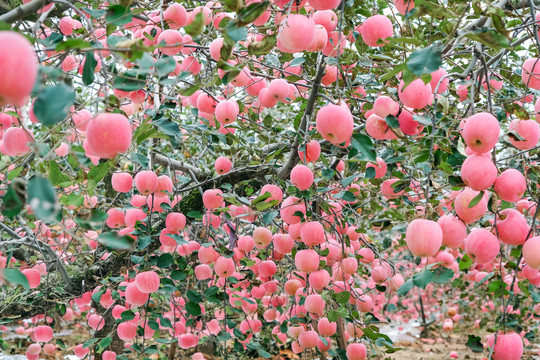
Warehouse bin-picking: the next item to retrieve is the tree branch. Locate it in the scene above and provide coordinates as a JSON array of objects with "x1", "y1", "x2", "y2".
[
  {"x1": 276, "y1": 56, "x2": 326, "y2": 180},
  {"x1": 0, "y1": 0, "x2": 72, "y2": 23},
  {"x1": 152, "y1": 153, "x2": 204, "y2": 180}
]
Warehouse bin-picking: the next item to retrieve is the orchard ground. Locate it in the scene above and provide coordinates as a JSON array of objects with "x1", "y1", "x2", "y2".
[{"x1": 2, "y1": 320, "x2": 540, "y2": 359}]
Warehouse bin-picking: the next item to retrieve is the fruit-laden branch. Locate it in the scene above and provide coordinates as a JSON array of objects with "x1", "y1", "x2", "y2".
[
  {"x1": 277, "y1": 56, "x2": 326, "y2": 180},
  {"x1": 153, "y1": 147, "x2": 281, "y2": 186}
]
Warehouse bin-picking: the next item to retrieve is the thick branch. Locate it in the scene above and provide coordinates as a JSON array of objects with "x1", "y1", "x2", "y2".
[
  {"x1": 152, "y1": 153, "x2": 204, "y2": 180},
  {"x1": 0, "y1": 0, "x2": 71, "y2": 23},
  {"x1": 276, "y1": 56, "x2": 326, "y2": 180}
]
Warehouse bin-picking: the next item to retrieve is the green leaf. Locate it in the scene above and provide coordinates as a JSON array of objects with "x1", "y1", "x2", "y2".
[
  {"x1": 154, "y1": 118, "x2": 180, "y2": 137},
  {"x1": 98, "y1": 337, "x2": 113, "y2": 350},
  {"x1": 217, "y1": 331, "x2": 232, "y2": 341},
  {"x1": 2, "y1": 180, "x2": 25, "y2": 220},
  {"x1": 38, "y1": 32, "x2": 63, "y2": 48},
  {"x1": 412, "y1": 270, "x2": 432, "y2": 289},
  {"x1": 251, "y1": 192, "x2": 271, "y2": 205},
  {"x1": 468, "y1": 190, "x2": 484, "y2": 208},
  {"x1": 503, "y1": 102, "x2": 529, "y2": 120},
  {"x1": 56, "y1": 304, "x2": 66, "y2": 316},
  {"x1": 204, "y1": 286, "x2": 220, "y2": 298},
  {"x1": 265, "y1": 54, "x2": 280, "y2": 67},
  {"x1": 3, "y1": 269, "x2": 29, "y2": 290},
  {"x1": 459, "y1": 254, "x2": 474, "y2": 271},
  {"x1": 137, "y1": 235, "x2": 153, "y2": 250},
  {"x1": 97, "y1": 231, "x2": 134, "y2": 250},
  {"x1": 475, "y1": 271, "x2": 494, "y2": 287},
  {"x1": 226, "y1": 24, "x2": 248, "y2": 42},
  {"x1": 48, "y1": 162, "x2": 71, "y2": 186},
  {"x1": 82, "y1": 338, "x2": 99, "y2": 349},
  {"x1": 187, "y1": 211, "x2": 203, "y2": 219},
  {"x1": 222, "y1": 69, "x2": 241, "y2": 85},
  {"x1": 7, "y1": 166, "x2": 23, "y2": 181},
  {"x1": 488, "y1": 280, "x2": 504, "y2": 295},
  {"x1": 262, "y1": 210, "x2": 278, "y2": 224},
  {"x1": 397, "y1": 279, "x2": 413, "y2": 296},
  {"x1": 255, "y1": 199, "x2": 278, "y2": 211},
  {"x1": 465, "y1": 335, "x2": 483, "y2": 353},
  {"x1": 168, "y1": 234, "x2": 188, "y2": 245},
  {"x1": 381, "y1": 63, "x2": 406, "y2": 82},
  {"x1": 107, "y1": 35, "x2": 130, "y2": 47},
  {"x1": 61, "y1": 193, "x2": 84, "y2": 208},
  {"x1": 155, "y1": 56, "x2": 177, "y2": 77},
  {"x1": 147, "y1": 320, "x2": 160, "y2": 331},
  {"x1": 157, "y1": 253, "x2": 173, "y2": 268},
  {"x1": 34, "y1": 84, "x2": 76, "y2": 126},
  {"x1": 106, "y1": 5, "x2": 133, "y2": 26},
  {"x1": 401, "y1": 67, "x2": 418, "y2": 88},
  {"x1": 88, "y1": 162, "x2": 110, "y2": 182},
  {"x1": 185, "y1": 12, "x2": 204, "y2": 36},
  {"x1": 75, "y1": 209, "x2": 108, "y2": 230},
  {"x1": 237, "y1": 1, "x2": 269, "y2": 25},
  {"x1": 350, "y1": 133, "x2": 376, "y2": 161},
  {"x1": 365, "y1": 167, "x2": 376, "y2": 179},
  {"x1": 431, "y1": 267, "x2": 454, "y2": 284},
  {"x1": 179, "y1": 83, "x2": 201, "y2": 96},
  {"x1": 220, "y1": 36, "x2": 235, "y2": 61},
  {"x1": 185, "y1": 301, "x2": 202, "y2": 316},
  {"x1": 56, "y1": 339, "x2": 66, "y2": 350},
  {"x1": 27, "y1": 176, "x2": 60, "y2": 222},
  {"x1": 83, "y1": 7, "x2": 107, "y2": 18},
  {"x1": 464, "y1": 28, "x2": 511, "y2": 49},
  {"x1": 391, "y1": 179, "x2": 409, "y2": 193},
  {"x1": 82, "y1": 52, "x2": 97, "y2": 85},
  {"x1": 187, "y1": 289, "x2": 203, "y2": 303},
  {"x1": 334, "y1": 291, "x2": 350, "y2": 304},
  {"x1": 406, "y1": 43, "x2": 443, "y2": 77},
  {"x1": 489, "y1": 9, "x2": 509, "y2": 38},
  {"x1": 121, "y1": 310, "x2": 136, "y2": 321},
  {"x1": 247, "y1": 35, "x2": 276, "y2": 56},
  {"x1": 258, "y1": 350, "x2": 272, "y2": 359},
  {"x1": 327, "y1": 306, "x2": 348, "y2": 322},
  {"x1": 289, "y1": 57, "x2": 305, "y2": 67},
  {"x1": 91, "y1": 290, "x2": 103, "y2": 302},
  {"x1": 131, "y1": 153, "x2": 149, "y2": 168},
  {"x1": 341, "y1": 191, "x2": 357, "y2": 202},
  {"x1": 223, "y1": 0, "x2": 242, "y2": 11},
  {"x1": 159, "y1": 316, "x2": 172, "y2": 328},
  {"x1": 529, "y1": 285, "x2": 540, "y2": 303},
  {"x1": 113, "y1": 72, "x2": 147, "y2": 91},
  {"x1": 439, "y1": 162, "x2": 454, "y2": 174},
  {"x1": 56, "y1": 39, "x2": 92, "y2": 51},
  {"x1": 385, "y1": 115, "x2": 399, "y2": 128}
]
